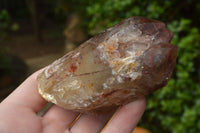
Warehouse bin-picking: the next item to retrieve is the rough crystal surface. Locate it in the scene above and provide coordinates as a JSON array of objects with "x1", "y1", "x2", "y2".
[{"x1": 37, "y1": 16, "x2": 177, "y2": 113}]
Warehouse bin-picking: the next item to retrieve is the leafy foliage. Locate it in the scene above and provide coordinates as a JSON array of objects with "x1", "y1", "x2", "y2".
[
  {"x1": 0, "y1": 9, "x2": 19, "y2": 42},
  {"x1": 0, "y1": 9, "x2": 21, "y2": 81},
  {"x1": 143, "y1": 19, "x2": 200, "y2": 133}
]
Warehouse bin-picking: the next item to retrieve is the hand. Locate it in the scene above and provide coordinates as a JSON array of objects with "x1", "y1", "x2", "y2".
[{"x1": 0, "y1": 69, "x2": 146, "y2": 133}]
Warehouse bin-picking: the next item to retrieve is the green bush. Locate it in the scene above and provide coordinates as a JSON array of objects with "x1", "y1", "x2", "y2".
[
  {"x1": 142, "y1": 19, "x2": 200, "y2": 133},
  {"x1": 68, "y1": 0, "x2": 200, "y2": 132},
  {"x1": 0, "y1": 9, "x2": 19, "y2": 42},
  {"x1": 0, "y1": 9, "x2": 24, "y2": 89}
]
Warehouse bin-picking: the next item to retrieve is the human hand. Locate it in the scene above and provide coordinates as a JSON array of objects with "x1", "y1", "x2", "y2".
[{"x1": 0, "y1": 69, "x2": 146, "y2": 133}]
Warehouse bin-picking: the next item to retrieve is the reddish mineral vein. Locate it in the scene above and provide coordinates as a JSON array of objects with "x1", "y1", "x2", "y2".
[
  {"x1": 74, "y1": 69, "x2": 107, "y2": 77},
  {"x1": 69, "y1": 64, "x2": 77, "y2": 73}
]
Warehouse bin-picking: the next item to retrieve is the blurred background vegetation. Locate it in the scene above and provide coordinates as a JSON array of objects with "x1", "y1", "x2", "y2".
[{"x1": 0, "y1": 0, "x2": 200, "y2": 132}]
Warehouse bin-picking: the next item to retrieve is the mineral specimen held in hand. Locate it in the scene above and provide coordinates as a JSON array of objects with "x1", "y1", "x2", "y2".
[{"x1": 37, "y1": 16, "x2": 177, "y2": 113}]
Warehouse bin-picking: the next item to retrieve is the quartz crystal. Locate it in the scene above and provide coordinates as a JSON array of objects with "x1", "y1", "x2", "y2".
[{"x1": 37, "y1": 16, "x2": 177, "y2": 113}]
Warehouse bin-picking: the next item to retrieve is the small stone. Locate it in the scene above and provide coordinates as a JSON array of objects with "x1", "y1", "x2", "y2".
[{"x1": 37, "y1": 16, "x2": 177, "y2": 113}]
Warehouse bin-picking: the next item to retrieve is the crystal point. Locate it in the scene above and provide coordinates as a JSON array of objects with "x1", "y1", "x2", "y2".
[{"x1": 37, "y1": 17, "x2": 177, "y2": 113}]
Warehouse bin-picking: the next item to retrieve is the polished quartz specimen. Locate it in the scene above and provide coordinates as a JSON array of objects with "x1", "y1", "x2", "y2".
[{"x1": 37, "y1": 16, "x2": 177, "y2": 113}]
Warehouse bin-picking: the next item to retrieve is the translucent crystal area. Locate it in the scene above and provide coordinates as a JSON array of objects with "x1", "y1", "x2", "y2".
[{"x1": 37, "y1": 16, "x2": 177, "y2": 113}]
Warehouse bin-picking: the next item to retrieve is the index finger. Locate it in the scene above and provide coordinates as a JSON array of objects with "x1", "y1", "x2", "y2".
[{"x1": 1, "y1": 69, "x2": 47, "y2": 112}]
